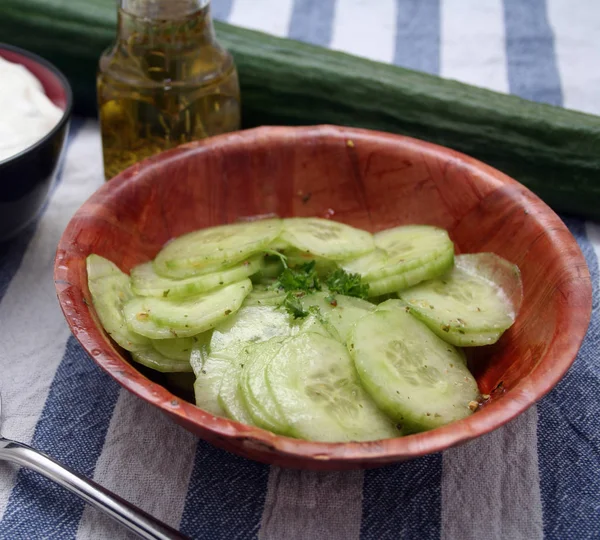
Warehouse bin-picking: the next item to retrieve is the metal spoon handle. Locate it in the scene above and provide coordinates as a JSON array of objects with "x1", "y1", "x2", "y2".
[{"x1": 0, "y1": 438, "x2": 188, "y2": 540}]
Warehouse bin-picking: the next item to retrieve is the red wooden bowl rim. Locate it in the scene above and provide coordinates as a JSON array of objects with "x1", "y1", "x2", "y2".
[{"x1": 54, "y1": 125, "x2": 592, "y2": 465}]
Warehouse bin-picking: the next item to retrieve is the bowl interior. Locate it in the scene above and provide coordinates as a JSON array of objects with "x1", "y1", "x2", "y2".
[
  {"x1": 55, "y1": 125, "x2": 591, "y2": 469},
  {"x1": 0, "y1": 46, "x2": 68, "y2": 111}
]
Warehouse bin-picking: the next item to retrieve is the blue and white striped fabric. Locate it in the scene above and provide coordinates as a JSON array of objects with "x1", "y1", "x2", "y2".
[{"x1": 1, "y1": 1, "x2": 599, "y2": 538}]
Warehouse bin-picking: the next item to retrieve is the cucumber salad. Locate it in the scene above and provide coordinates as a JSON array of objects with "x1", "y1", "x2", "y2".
[{"x1": 86, "y1": 217, "x2": 522, "y2": 442}]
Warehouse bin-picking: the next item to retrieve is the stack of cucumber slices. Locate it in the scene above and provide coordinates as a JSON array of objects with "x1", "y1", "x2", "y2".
[{"x1": 86, "y1": 217, "x2": 522, "y2": 442}]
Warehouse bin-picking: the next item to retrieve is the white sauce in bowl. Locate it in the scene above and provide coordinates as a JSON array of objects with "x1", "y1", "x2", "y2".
[{"x1": 0, "y1": 56, "x2": 63, "y2": 162}]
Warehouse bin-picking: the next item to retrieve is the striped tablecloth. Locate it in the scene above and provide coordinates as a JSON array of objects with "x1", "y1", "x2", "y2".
[{"x1": 1, "y1": 1, "x2": 599, "y2": 539}]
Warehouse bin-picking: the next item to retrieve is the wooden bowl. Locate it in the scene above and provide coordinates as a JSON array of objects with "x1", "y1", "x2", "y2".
[{"x1": 54, "y1": 125, "x2": 592, "y2": 470}]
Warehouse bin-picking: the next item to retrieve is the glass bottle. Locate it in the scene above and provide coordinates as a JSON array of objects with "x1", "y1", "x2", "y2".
[{"x1": 97, "y1": 0, "x2": 241, "y2": 180}]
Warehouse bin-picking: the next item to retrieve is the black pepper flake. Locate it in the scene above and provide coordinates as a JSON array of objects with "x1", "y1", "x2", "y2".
[
  {"x1": 224, "y1": 309, "x2": 232, "y2": 315},
  {"x1": 163, "y1": 289, "x2": 170, "y2": 297},
  {"x1": 201, "y1": 369, "x2": 207, "y2": 374},
  {"x1": 302, "y1": 192, "x2": 312, "y2": 203},
  {"x1": 442, "y1": 324, "x2": 450, "y2": 332}
]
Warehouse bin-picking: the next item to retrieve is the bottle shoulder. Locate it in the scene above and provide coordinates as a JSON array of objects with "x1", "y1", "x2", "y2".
[{"x1": 98, "y1": 41, "x2": 236, "y2": 89}]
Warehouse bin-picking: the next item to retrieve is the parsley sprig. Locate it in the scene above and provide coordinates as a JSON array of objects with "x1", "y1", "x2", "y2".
[
  {"x1": 325, "y1": 268, "x2": 369, "y2": 299},
  {"x1": 271, "y1": 258, "x2": 369, "y2": 318},
  {"x1": 282, "y1": 293, "x2": 309, "y2": 319},
  {"x1": 271, "y1": 261, "x2": 321, "y2": 318},
  {"x1": 275, "y1": 261, "x2": 321, "y2": 293}
]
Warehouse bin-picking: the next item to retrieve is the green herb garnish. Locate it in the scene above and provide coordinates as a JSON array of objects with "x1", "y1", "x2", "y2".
[
  {"x1": 272, "y1": 261, "x2": 321, "y2": 318},
  {"x1": 325, "y1": 294, "x2": 338, "y2": 306},
  {"x1": 325, "y1": 268, "x2": 369, "y2": 299},
  {"x1": 275, "y1": 261, "x2": 321, "y2": 293},
  {"x1": 282, "y1": 292, "x2": 309, "y2": 318},
  {"x1": 273, "y1": 261, "x2": 368, "y2": 318}
]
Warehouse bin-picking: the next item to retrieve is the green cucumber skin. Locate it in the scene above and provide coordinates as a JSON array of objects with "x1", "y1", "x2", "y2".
[{"x1": 5, "y1": 0, "x2": 599, "y2": 219}]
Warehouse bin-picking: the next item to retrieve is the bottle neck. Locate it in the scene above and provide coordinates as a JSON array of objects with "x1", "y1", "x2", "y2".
[
  {"x1": 116, "y1": 0, "x2": 216, "y2": 52},
  {"x1": 119, "y1": 0, "x2": 210, "y2": 19}
]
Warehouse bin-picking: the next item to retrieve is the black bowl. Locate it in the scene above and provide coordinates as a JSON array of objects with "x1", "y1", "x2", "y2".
[{"x1": 0, "y1": 44, "x2": 73, "y2": 242}]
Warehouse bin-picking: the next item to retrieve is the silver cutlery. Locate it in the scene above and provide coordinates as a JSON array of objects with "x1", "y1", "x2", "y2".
[{"x1": 0, "y1": 392, "x2": 188, "y2": 539}]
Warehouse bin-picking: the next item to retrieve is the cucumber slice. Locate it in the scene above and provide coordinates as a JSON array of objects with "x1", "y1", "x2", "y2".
[
  {"x1": 210, "y1": 305, "x2": 292, "y2": 355},
  {"x1": 123, "y1": 279, "x2": 252, "y2": 339},
  {"x1": 218, "y1": 359, "x2": 255, "y2": 425},
  {"x1": 251, "y1": 256, "x2": 284, "y2": 284},
  {"x1": 86, "y1": 254, "x2": 150, "y2": 351},
  {"x1": 294, "y1": 311, "x2": 342, "y2": 342},
  {"x1": 242, "y1": 284, "x2": 286, "y2": 307},
  {"x1": 154, "y1": 219, "x2": 282, "y2": 278},
  {"x1": 189, "y1": 333, "x2": 213, "y2": 376},
  {"x1": 151, "y1": 336, "x2": 196, "y2": 361},
  {"x1": 456, "y1": 253, "x2": 523, "y2": 312},
  {"x1": 283, "y1": 248, "x2": 338, "y2": 276},
  {"x1": 193, "y1": 351, "x2": 231, "y2": 416},
  {"x1": 348, "y1": 300, "x2": 479, "y2": 433},
  {"x1": 399, "y1": 253, "x2": 523, "y2": 346},
  {"x1": 268, "y1": 237, "x2": 291, "y2": 251},
  {"x1": 298, "y1": 292, "x2": 375, "y2": 343},
  {"x1": 342, "y1": 225, "x2": 454, "y2": 286},
  {"x1": 131, "y1": 255, "x2": 263, "y2": 298},
  {"x1": 280, "y1": 218, "x2": 374, "y2": 260},
  {"x1": 130, "y1": 348, "x2": 193, "y2": 373},
  {"x1": 121, "y1": 315, "x2": 176, "y2": 341},
  {"x1": 266, "y1": 332, "x2": 400, "y2": 442},
  {"x1": 239, "y1": 338, "x2": 289, "y2": 434},
  {"x1": 365, "y1": 249, "x2": 455, "y2": 297},
  {"x1": 87, "y1": 253, "x2": 124, "y2": 280}
]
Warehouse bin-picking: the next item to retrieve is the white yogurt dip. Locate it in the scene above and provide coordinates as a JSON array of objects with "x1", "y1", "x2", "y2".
[{"x1": 0, "y1": 56, "x2": 63, "y2": 162}]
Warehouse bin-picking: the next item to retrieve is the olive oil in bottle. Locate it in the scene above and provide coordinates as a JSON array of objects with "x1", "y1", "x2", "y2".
[{"x1": 97, "y1": 0, "x2": 240, "y2": 179}]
